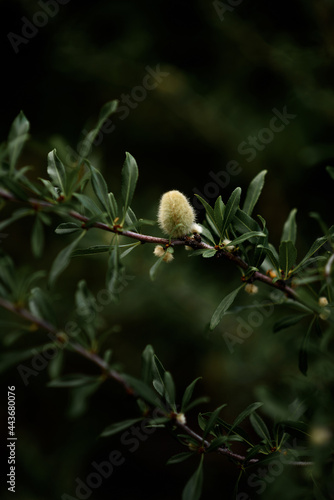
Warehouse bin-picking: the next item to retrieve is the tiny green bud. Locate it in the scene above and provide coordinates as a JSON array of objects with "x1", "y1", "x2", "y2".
[{"x1": 158, "y1": 190, "x2": 196, "y2": 238}]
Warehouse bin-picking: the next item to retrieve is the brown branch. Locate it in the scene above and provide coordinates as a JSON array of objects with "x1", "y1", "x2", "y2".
[
  {"x1": 0, "y1": 297, "x2": 313, "y2": 467},
  {"x1": 0, "y1": 187, "x2": 297, "y2": 299}
]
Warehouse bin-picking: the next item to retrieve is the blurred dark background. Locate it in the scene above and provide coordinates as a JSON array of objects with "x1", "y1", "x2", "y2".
[{"x1": 1, "y1": 0, "x2": 334, "y2": 499}]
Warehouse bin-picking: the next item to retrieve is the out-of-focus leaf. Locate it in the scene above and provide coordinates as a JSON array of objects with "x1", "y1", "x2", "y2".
[
  {"x1": 55, "y1": 222, "x2": 82, "y2": 234},
  {"x1": 101, "y1": 418, "x2": 144, "y2": 437},
  {"x1": 48, "y1": 374, "x2": 98, "y2": 387},
  {"x1": 29, "y1": 287, "x2": 57, "y2": 326},
  {"x1": 167, "y1": 452, "x2": 194, "y2": 465},
  {"x1": 203, "y1": 404, "x2": 227, "y2": 439},
  {"x1": 249, "y1": 412, "x2": 272, "y2": 444},
  {"x1": 182, "y1": 455, "x2": 204, "y2": 500},
  {"x1": 49, "y1": 231, "x2": 86, "y2": 287},
  {"x1": 293, "y1": 235, "x2": 328, "y2": 274},
  {"x1": 122, "y1": 374, "x2": 161, "y2": 407},
  {"x1": 181, "y1": 377, "x2": 202, "y2": 413},
  {"x1": 8, "y1": 111, "x2": 30, "y2": 171},
  {"x1": 210, "y1": 285, "x2": 243, "y2": 330},
  {"x1": 299, "y1": 318, "x2": 315, "y2": 376},
  {"x1": 273, "y1": 314, "x2": 308, "y2": 333},
  {"x1": 229, "y1": 402, "x2": 263, "y2": 434},
  {"x1": 31, "y1": 216, "x2": 44, "y2": 258}
]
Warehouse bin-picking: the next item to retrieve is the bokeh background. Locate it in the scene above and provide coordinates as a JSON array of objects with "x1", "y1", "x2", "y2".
[{"x1": 1, "y1": 0, "x2": 334, "y2": 498}]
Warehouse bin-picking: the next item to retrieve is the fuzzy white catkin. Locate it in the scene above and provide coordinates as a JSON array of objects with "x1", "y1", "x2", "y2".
[{"x1": 158, "y1": 190, "x2": 196, "y2": 238}]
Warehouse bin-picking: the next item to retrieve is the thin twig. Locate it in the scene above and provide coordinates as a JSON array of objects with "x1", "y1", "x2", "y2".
[{"x1": 0, "y1": 187, "x2": 297, "y2": 299}]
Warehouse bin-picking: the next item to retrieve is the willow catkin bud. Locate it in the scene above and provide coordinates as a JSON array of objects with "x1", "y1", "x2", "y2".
[{"x1": 158, "y1": 190, "x2": 196, "y2": 238}]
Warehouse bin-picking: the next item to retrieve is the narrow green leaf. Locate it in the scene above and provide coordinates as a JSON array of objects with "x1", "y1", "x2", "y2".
[
  {"x1": 273, "y1": 314, "x2": 308, "y2": 333},
  {"x1": 228, "y1": 231, "x2": 266, "y2": 247},
  {"x1": 243, "y1": 170, "x2": 267, "y2": 216},
  {"x1": 234, "y1": 208, "x2": 260, "y2": 236},
  {"x1": 202, "y1": 249, "x2": 217, "y2": 258},
  {"x1": 183, "y1": 397, "x2": 210, "y2": 413},
  {"x1": 106, "y1": 238, "x2": 125, "y2": 301},
  {"x1": 8, "y1": 111, "x2": 30, "y2": 171},
  {"x1": 257, "y1": 244, "x2": 279, "y2": 273},
  {"x1": 121, "y1": 152, "x2": 139, "y2": 223},
  {"x1": 98, "y1": 100, "x2": 119, "y2": 124},
  {"x1": 122, "y1": 374, "x2": 161, "y2": 407},
  {"x1": 48, "y1": 374, "x2": 98, "y2": 388},
  {"x1": 31, "y1": 217, "x2": 44, "y2": 258},
  {"x1": 73, "y1": 192, "x2": 102, "y2": 217},
  {"x1": 214, "y1": 196, "x2": 225, "y2": 234},
  {"x1": 197, "y1": 224, "x2": 216, "y2": 245},
  {"x1": 249, "y1": 412, "x2": 272, "y2": 444},
  {"x1": 182, "y1": 455, "x2": 204, "y2": 500},
  {"x1": 49, "y1": 231, "x2": 86, "y2": 287},
  {"x1": 229, "y1": 402, "x2": 263, "y2": 434},
  {"x1": 71, "y1": 245, "x2": 110, "y2": 257},
  {"x1": 221, "y1": 187, "x2": 241, "y2": 236},
  {"x1": 293, "y1": 235, "x2": 328, "y2": 274},
  {"x1": 181, "y1": 377, "x2": 202, "y2": 413},
  {"x1": 279, "y1": 240, "x2": 297, "y2": 277},
  {"x1": 149, "y1": 256, "x2": 164, "y2": 281},
  {"x1": 47, "y1": 149, "x2": 67, "y2": 195},
  {"x1": 281, "y1": 208, "x2": 297, "y2": 244},
  {"x1": 141, "y1": 344, "x2": 155, "y2": 385},
  {"x1": 108, "y1": 192, "x2": 118, "y2": 221},
  {"x1": 276, "y1": 420, "x2": 310, "y2": 438},
  {"x1": 210, "y1": 285, "x2": 243, "y2": 330},
  {"x1": 203, "y1": 404, "x2": 227, "y2": 439},
  {"x1": 195, "y1": 195, "x2": 220, "y2": 235},
  {"x1": 101, "y1": 417, "x2": 143, "y2": 437},
  {"x1": 55, "y1": 222, "x2": 82, "y2": 234},
  {"x1": 89, "y1": 165, "x2": 110, "y2": 215},
  {"x1": 164, "y1": 371, "x2": 176, "y2": 410},
  {"x1": 167, "y1": 452, "x2": 194, "y2": 465},
  {"x1": 77, "y1": 100, "x2": 118, "y2": 161},
  {"x1": 29, "y1": 287, "x2": 57, "y2": 326}
]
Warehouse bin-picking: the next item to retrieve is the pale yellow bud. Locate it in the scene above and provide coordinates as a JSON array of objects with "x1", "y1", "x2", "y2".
[
  {"x1": 162, "y1": 252, "x2": 174, "y2": 263},
  {"x1": 223, "y1": 239, "x2": 235, "y2": 252},
  {"x1": 310, "y1": 426, "x2": 332, "y2": 446},
  {"x1": 245, "y1": 283, "x2": 259, "y2": 295},
  {"x1": 158, "y1": 190, "x2": 196, "y2": 238},
  {"x1": 320, "y1": 308, "x2": 330, "y2": 320},
  {"x1": 175, "y1": 413, "x2": 186, "y2": 425},
  {"x1": 191, "y1": 223, "x2": 202, "y2": 234},
  {"x1": 319, "y1": 296, "x2": 329, "y2": 307},
  {"x1": 153, "y1": 245, "x2": 165, "y2": 258}
]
